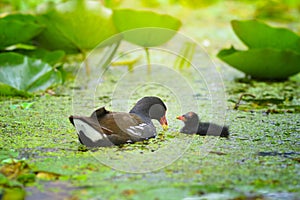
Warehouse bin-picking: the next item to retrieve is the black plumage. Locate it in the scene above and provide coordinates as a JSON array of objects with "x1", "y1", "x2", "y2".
[{"x1": 177, "y1": 112, "x2": 229, "y2": 137}]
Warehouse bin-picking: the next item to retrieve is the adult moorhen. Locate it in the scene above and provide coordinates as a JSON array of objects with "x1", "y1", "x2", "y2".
[
  {"x1": 69, "y1": 96, "x2": 168, "y2": 147},
  {"x1": 176, "y1": 112, "x2": 229, "y2": 137}
]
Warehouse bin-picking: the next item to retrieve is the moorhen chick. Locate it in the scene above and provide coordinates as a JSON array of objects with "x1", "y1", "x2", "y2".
[
  {"x1": 176, "y1": 112, "x2": 229, "y2": 137},
  {"x1": 69, "y1": 96, "x2": 168, "y2": 147}
]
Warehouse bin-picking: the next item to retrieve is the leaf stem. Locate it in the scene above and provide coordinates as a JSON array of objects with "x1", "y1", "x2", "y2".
[
  {"x1": 144, "y1": 47, "x2": 151, "y2": 72},
  {"x1": 81, "y1": 51, "x2": 90, "y2": 76},
  {"x1": 99, "y1": 40, "x2": 121, "y2": 69},
  {"x1": 234, "y1": 93, "x2": 256, "y2": 110}
]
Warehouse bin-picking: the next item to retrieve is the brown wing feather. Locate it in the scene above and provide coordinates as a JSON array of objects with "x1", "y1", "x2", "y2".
[
  {"x1": 97, "y1": 112, "x2": 143, "y2": 134},
  {"x1": 71, "y1": 108, "x2": 147, "y2": 145},
  {"x1": 90, "y1": 107, "x2": 110, "y2": 118}
]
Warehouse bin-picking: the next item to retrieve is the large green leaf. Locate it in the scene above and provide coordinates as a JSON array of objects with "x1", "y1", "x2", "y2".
[
  {"x1": 35, "y1": 0, "x2": 118, "y2": 53},
  {"x1": 0, "y1": 14, "x2": 44, "y2": 49},
  {"x1": 16, "y1": 49, "x2": 65, "y2": 65},
  {"x1": 0, "y1": 52, "x2": 62, "y2": 94},
  {"x1": 112, "y1": 9, "x2": 181, "y2": 47},
  {"x1": 0, "y1": 83, "x2": 31, "y2": 97},
  {"x1": 231, "y1": 20, "x2": 300, "y2": 53},
  {"x1": 217, "y1": 47, "x2": 300, "y2": 80}
]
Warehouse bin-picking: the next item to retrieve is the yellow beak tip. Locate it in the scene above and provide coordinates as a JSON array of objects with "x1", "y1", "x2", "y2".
[{"x1": 162, "y1": 125, "x2": 169, "y2": 130}]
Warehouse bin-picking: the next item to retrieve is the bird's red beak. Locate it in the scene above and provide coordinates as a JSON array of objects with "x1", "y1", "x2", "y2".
[
  {"x1": 176, "y1": 115, "x2": 185, "y2": 121},
  {"x1": 160, "y1": 115, "x2": 168, "y2": 130}
]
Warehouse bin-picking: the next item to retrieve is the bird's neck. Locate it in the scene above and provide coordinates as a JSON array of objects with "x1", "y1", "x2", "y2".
[
  {"x1": 182, "y1": 123, "x2": 198, "y2": 134},
  {"x1": 130, "y1": 108, "x2": 153, "y2": 124},
  {"x1": 182, "y1": 118, "x2": 199, "y2": 134}
]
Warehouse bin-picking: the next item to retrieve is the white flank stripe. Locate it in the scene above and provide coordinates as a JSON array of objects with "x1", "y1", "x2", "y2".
[
  {"x1": 74, "y1": 119, "x2": 103, "y2": 142},
  {"x1": 126, "y1": 128, "x2": 142, "y2": 136},
  {"x1": 135, "y1": 126, "x2": 144, "y2": 130}
]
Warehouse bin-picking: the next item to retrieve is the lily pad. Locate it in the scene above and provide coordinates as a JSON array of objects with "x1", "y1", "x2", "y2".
[
  {"x1": 35, "y1": 0, "x2": 118, "y2": 53},
  {"x1": 231, "y1": 20, "x2": 300, "y2": 53},
  {"x1": 112, "y1": 9, "x2": 181, "y2": 47},
  {"x1": 0, "y1": 83, "x2": 31, "y2": 97},
  {"x1": 0, "y1": 14, "x2": 44, "y2": 49},
  {"x1": 217, "y1": 47, "x2": 300, "y2": 80},
  {"x1": 0, "y1": 52, "x2": 63, "y2": 94},
  {"x1": 16, "y1": 49, "x2": 65, "y2": 65}
]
